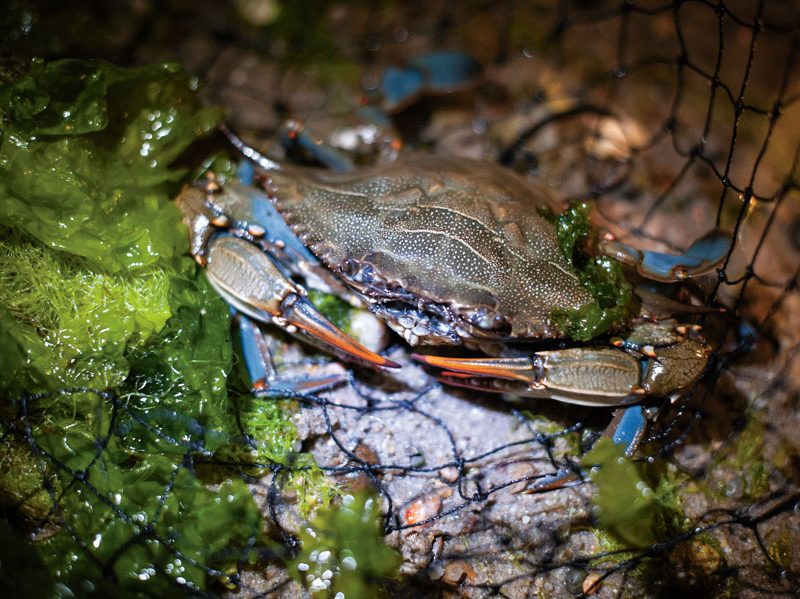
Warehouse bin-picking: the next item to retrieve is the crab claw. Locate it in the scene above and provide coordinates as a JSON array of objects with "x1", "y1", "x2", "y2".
[
  {"x1": 600, "y1": 229, "x2": 732, "y2": 282},
  {"x1": 206, "y1": 235, "x2": 398, "y2": 369},
  {"x1": 411, "y1": 354, "x2": 536, "y2": 383},
  {"x1": 281, "y1": 294, "x2": 400, "y2": 368}
]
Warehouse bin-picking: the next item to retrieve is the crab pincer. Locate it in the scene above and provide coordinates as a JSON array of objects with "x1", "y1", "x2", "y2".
[{"x1": 205, "y1": 235, "x2": 398, "y2": 370}]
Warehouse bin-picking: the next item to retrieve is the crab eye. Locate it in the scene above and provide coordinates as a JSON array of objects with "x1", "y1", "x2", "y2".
[
  {"x1": 339, "y1": 258, "x2": 358, "y2": 275},
  {"x1": 467, "y1": 308, "x2": 511, "y2": 335}
]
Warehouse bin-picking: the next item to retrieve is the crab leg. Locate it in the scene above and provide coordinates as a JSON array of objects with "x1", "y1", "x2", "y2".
[
  {"x1": 207, "y1": 234, "x2": 398, "y2": 369},
  {"x1": 599, "y1": 229, "x2": 731, "y2": 282},
  {"x1": 234, "y1": 310, "x2": 348, "y2": 395},
  {"x1": 412, "y1": 348, "x2": 647, "y2": 407}
]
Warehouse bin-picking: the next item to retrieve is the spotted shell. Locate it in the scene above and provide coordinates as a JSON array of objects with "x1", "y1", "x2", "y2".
[{"x1": 266, "y1": 156, "x2": 593, "y2": 344}]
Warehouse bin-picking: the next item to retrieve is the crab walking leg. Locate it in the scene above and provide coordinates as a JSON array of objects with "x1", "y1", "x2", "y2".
[
  {"x1": 599, "y1": 229, "x2": 732, "y2": 283},
  {"x1": 207, "y1": 235, "x2": 399, "y2": 369},
  {"x1": 234, "y1": 309, "x2": 348, "y2": 395},
  {"x1": 517, "y1": 405, "x2": 649, "y2": 494}
]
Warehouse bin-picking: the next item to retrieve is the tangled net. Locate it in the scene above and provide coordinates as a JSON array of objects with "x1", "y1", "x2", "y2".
[{"x1": 2, "y1": 1, "x2": 799, "y2": 597}]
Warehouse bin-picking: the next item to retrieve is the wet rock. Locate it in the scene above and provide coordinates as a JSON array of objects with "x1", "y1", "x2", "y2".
[
  {"x1": 439, "y1": 466, "x2": 460, "y2": 483},
  {"x1": 442, "y1": 560, "x2": 475, "y2": 585}
]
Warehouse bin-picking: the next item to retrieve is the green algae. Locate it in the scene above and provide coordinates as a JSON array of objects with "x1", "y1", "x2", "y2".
[
  {"x1": 307, "y1": 288, "x2": 353, "y2": 334},
  {"x1": 0, "y1": 59, "x2": 284, "y2": 594},
  {"x1": 583, "y1": 438, "x2": 685, "y2": 549},
  {"x1": 291, "y1": 492, "x2": 401, "y2": 598},
  {"x1": 0, "y1": 230, "x2": 172, "y2": 393},
  {"x1": 546, "y1": 201, "x2": 636, "y2": 341},
  {"x1": 0, "y1": 58, "x2": 221, "y2": 272}
]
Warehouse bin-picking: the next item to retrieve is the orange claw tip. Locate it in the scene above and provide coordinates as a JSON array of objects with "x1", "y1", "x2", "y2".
[{"x1": 286, "y1": 297, "x2": 401, "y2": 369}]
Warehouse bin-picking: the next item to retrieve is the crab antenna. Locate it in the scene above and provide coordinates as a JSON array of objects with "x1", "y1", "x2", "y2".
[{"x1": 218, "y1": 122, "x2": 282, "y2": 171}]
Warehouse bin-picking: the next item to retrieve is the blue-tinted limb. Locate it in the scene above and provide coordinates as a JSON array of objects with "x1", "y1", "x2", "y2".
[
  {"x1": 524, "y1": 405, "x2": 649, "y2": 494},
  {"x1": 600, "y1": 229, "x2": 731, "y2": 282},
  {"x1": 375, "y1": 51, "x2": 483, "y2": 112},
  {"x1": 279, "y1": 119, "x2": 356, "y2": 173},
  {"x1": 234, "y1": 309, "x2": 347, "y2": 395}
]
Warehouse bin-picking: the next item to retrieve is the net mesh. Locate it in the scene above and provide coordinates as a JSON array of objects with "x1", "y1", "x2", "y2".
[{"x1": 2, "y1": 0, "x2": 799, "y2": 596}]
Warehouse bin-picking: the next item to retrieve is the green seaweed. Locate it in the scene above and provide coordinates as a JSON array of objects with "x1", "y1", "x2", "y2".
[
  {"x1": 291, "y1": 492, "x2": 401, "y2": 598},
  {"x1": 0, "y1": 58, "x2": 281, "y2": 593},
  {"x1": 583, "y1": 438, "x2": 685, "y2": 549},
  {"x1": 0, "y1": 58, "x2": 221, "y2": 272},
  {"x1": 547, "y1": 202, "x2": 636, "y2": 341},
  {"x1": 306, "y1": 289, "x2": 353, "y2": 334},
  {"x1": 0, "y1": 436, "x2": 56, "y2": 521},
  {"x1": 36, "y1": 432, "x2": 262, "y2": 593},
  {"x1": 0, "y1": 230, "x2": 173, "y2": 394}
]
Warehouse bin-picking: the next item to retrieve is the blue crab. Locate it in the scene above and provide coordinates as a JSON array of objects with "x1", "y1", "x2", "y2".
[{"x1": 176, "y1": 125, "x2": 728, "y2": 489}]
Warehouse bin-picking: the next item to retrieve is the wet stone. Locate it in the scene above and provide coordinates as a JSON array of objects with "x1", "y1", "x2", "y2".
[
  {"x1": 438, "y1": 466, "x2": 460, "y2": 483},
  {"x1": 582, "y1": 572, "x2": 603, "y2": 595},
  {"x1": 442, "y1": 560, "x2": 475, "y2": 585}
]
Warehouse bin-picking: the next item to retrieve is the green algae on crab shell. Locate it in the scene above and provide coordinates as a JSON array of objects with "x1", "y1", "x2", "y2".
[{"x1": 546, "y1": 201, "x2": 636, "y2": 341}]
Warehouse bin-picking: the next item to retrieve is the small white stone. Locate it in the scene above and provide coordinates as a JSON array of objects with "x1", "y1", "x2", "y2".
[{"x1": 341, "y1": 556, "x2": 357, "y2": 570}]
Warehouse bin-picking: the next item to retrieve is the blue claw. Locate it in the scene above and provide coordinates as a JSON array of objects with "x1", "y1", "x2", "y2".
[
  {"x1": 601, "y1": 229, "x2": 732, "y2": 282},
  {"x1": 375, "y1": 51, "x2": 482, "y2": 112}
]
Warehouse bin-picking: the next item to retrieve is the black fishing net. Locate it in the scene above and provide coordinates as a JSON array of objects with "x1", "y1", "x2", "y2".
[{"x1": 1, "y1": 1, "x2": 799, "y2": 597}]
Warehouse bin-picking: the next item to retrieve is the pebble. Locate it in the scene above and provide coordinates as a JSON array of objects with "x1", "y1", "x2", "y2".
[
  {"x1": 442, "y1": 560, "x2": 475, "y2": 585},
  {"x1": 402, "y1": 494, "x2": 442, "y2": 527},
  {"x1": 583, "y1": 572, "x2": 603, "y2": 595}
]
